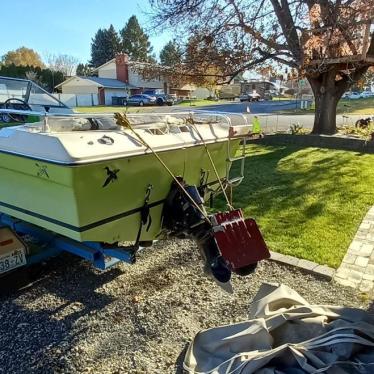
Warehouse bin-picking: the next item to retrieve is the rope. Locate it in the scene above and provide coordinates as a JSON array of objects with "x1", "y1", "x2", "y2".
[
  {"x1": 187, "y1": 118, "x2": 234, "y2": 210},
  {"x1": 114, "y1": 113, "x2": 211, "y2": 223}
]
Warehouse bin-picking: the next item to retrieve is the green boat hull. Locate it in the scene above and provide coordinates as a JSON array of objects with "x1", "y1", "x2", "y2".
[{"x1": 0, "y1": 140, "x2": 239, "y2": 243}]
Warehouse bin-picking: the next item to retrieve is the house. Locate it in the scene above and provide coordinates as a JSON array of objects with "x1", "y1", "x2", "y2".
[
  {"x1": 219, "y1": 82, "x2": 241, "y2": 99},
  {"x1": 240, "y1": 79, "x2": 280, "y2": 97},
  {"x1": 55, "y1": 54, "x2": 146, "y2": 105},
  {"x1": 55, "y1": 54, "x2": 204, "y2": 105},
  {"x1": 220, "y1": 79, "x2": 281, "y2": 99},
  {"x1": 55, "y1": 75, "x2": 136, "y2": 106},
  {"x1": 283, "y1": 78, "x2": 313, "y2": 96}
]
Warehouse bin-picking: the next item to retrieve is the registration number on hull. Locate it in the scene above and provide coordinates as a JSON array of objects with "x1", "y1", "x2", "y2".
[{"x1": 0, "y1": 249, "x2": 27, "y2": 274}]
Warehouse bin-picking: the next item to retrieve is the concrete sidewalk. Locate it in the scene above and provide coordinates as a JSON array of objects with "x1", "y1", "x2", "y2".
[{"x1": 335, "y1": 206, "x2": 374, "y2": 295}]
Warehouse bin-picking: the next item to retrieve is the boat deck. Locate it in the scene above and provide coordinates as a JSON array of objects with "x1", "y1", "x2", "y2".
[{"x1": 0, "y1": 112, "x2": 250, "y2": 164}]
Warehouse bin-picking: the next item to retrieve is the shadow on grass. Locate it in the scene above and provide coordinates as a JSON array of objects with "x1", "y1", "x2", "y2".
[{"x1": 215, "y1": 145, "x2": 374, "y2": 267}]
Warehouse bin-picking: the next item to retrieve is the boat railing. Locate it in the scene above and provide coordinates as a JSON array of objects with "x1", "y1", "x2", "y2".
[
  {"x1": 0, "y1": 108, "x2": 115, "y2": 118},
  {"x1": 0, "y1": 108, "x2": 250, "y2": 130}
]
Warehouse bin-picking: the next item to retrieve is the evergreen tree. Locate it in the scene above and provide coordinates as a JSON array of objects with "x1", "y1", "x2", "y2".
[
  {"x1": 0, "y1": 64, "x2": 64, "y2": 92},
  {"x1": 160, "y1": 40, "x2": 182, "y2": 66},
  {"x1": 160, "y1": 41, "x2": 182, "y2": 66},
  {"x1": 120, "y1": 16, "x2": 153, "y2": 61},
  {"x1": 76, "y1": 63, "x2": 92, "y2": 76},
  {"x1": 90, "y1": 25, "x2": 121, "y2": 67}
]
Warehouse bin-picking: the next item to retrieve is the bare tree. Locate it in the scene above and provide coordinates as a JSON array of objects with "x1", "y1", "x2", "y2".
[
  {"x1": 150, "y1": 0, "x2": 374, "y2": 134},
  {"x1": 25, "y1": 70, "x2": 44, "y2": 87},
  {"x1": 47, "y1": 54, "x2": 79, "y2": 77}
]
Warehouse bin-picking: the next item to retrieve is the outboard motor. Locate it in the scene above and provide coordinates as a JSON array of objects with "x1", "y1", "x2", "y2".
[{"x1": 162, "y1": 179, "x2": 270, "y2": 284}]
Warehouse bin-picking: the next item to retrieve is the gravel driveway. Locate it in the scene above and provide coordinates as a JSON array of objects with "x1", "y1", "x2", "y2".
[{"x1": 0, "y1": 240, "x2": 372, "y2": 373}]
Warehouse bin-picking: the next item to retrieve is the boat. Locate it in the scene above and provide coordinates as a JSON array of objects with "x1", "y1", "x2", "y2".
[{"x1": 0, "y1": 76, "x2": 269, "y2": 284}]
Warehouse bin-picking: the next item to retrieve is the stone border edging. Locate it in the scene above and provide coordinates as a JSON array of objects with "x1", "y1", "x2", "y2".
[
  {"x1": 334, "y1": 206, "x2": 374, "y2": 293},
  {"x1": 249, "y1": 134, "x2": 374, "y2": 153},
  {"x1": 268, "y1": 250, "x2": 336, "y2": 280}
]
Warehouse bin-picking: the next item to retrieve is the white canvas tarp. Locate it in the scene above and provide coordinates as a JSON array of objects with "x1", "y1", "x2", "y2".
[{"x1": 184, "y1": 283, "x2": 374, "y2": 373}]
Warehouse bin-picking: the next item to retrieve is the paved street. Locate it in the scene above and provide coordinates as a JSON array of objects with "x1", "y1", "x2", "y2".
[
  {"x1": 179, "y1": 100, "x2": 300, "y2": 114},
  {"x1": 153, "y1": 101, "x2": 367, "y2": 133}
]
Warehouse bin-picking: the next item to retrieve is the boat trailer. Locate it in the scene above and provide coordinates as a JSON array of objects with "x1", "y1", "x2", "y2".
[
  {"x1": 0, "y1": 180, "x2": 270, "y2": 285},
  {"x1": 0, "y1": 213, "x2": 136, "y2": 273}
]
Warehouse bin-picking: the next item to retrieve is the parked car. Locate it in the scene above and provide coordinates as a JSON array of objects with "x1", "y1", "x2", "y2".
[
  {"x1": 0, "y1": 113, "x2": 11, "y2": 123},
  {"x1": 125, "y1": 94, "x2": 156, "y2": 106},
  {"x1": 346, "y1": 92, "x2": 362, "y2": 100},
  {"x1": 239, "y1": 92, "x2": 261, "y2": 102},
  {"x1": 142, "y1": 91, "x2": 177, "y2": 106},
  {"x1": 154, "y1": 94, "x2": 176, "y2": 106},
  {"x1": 263, "y1": 92, "x2": 274, "y2": 100},
  {"x1": 360, "y1": 91, "x2": 374, "y2": 98}
]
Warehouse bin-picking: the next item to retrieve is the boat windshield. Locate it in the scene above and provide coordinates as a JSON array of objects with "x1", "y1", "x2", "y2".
[{"x1": 0, "y1": 76, "x2": 67, "y2": 109}]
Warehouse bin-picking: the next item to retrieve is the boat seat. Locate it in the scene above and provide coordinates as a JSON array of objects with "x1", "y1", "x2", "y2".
[{"x1": 24, "y1": 117, "x2": 119, "y2": 132}]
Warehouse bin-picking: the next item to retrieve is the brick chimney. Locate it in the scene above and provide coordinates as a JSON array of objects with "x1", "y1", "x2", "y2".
[{"x1": 115, "y1": 53, "x2": 129, "y2": 83}]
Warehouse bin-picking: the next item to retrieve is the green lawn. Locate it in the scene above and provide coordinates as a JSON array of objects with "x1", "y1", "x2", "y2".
[
  {"x1": 338, "y1": 98, "x2": 374, "y2": 115},
  {"x1": 74, "y1": 106, "x2": 151, "y2": 114},
  {"x1": 0, "y1": 122, "x2": 17, "y2": 128},
  {"x1": 215, "y1": 144, "x2": 374, "y2": 268},
  {"x1": 271, "y1": 96, "x2": 295, "y2": 101},
  {"x1": 75, "y1": 99, "x2": 229, "y2": 113}
]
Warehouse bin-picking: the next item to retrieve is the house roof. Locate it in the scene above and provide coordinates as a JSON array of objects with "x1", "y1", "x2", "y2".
[
  {"x1": 92, "y1": 57, "x2": 159, "y2": 72},
  {"x1": 55, "y1": 76, "x2": 138, "y2": 90},
  {"x1": 92, "y1": 59, "x2": 116, "y2": 71},
  {"x1": 83, "y1": 76, "x2": 138, "y2": 89}
]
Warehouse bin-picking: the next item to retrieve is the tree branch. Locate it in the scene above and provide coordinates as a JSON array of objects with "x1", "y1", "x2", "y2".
[
  {"x1": 270, "y1": 0, "x2": 302, "y2": 62},
  {"x1": 228, "y1": 0, "x2": 287, "y2": 51}
]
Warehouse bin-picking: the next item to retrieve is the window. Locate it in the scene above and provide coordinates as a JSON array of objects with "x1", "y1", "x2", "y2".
[
  {"x1": 0, "y1": 78, "x2": 28, "y2": 103},
  {"x1": 28, "y1": 84, "x2": 65, "y2": 107}
]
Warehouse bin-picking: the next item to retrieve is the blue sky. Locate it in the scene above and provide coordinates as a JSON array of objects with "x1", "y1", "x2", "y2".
[{"x1": 0, "y1": 0, "x2": 171, "y2": 63}]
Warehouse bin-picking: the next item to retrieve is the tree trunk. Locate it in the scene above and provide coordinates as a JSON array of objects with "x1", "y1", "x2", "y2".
[
  {"x1": 312, "y1": 87, "x2": 338, "y2": 135},
  {"x1": 307, "y1": 63, "x2": 371, "y2": 135},
  {"x1": 308, "y1": 70, "x2": 341, "y2": 135}
]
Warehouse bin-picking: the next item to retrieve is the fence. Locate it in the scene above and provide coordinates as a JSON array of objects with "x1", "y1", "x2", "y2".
[{"x1": 52, "y1": 93, "x2": 98, "y2": 107}]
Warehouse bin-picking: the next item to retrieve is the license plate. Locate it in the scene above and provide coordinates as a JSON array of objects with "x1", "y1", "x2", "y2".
[{"x1": 0, "y1": 248, "x2": 27, "y2": 274}]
